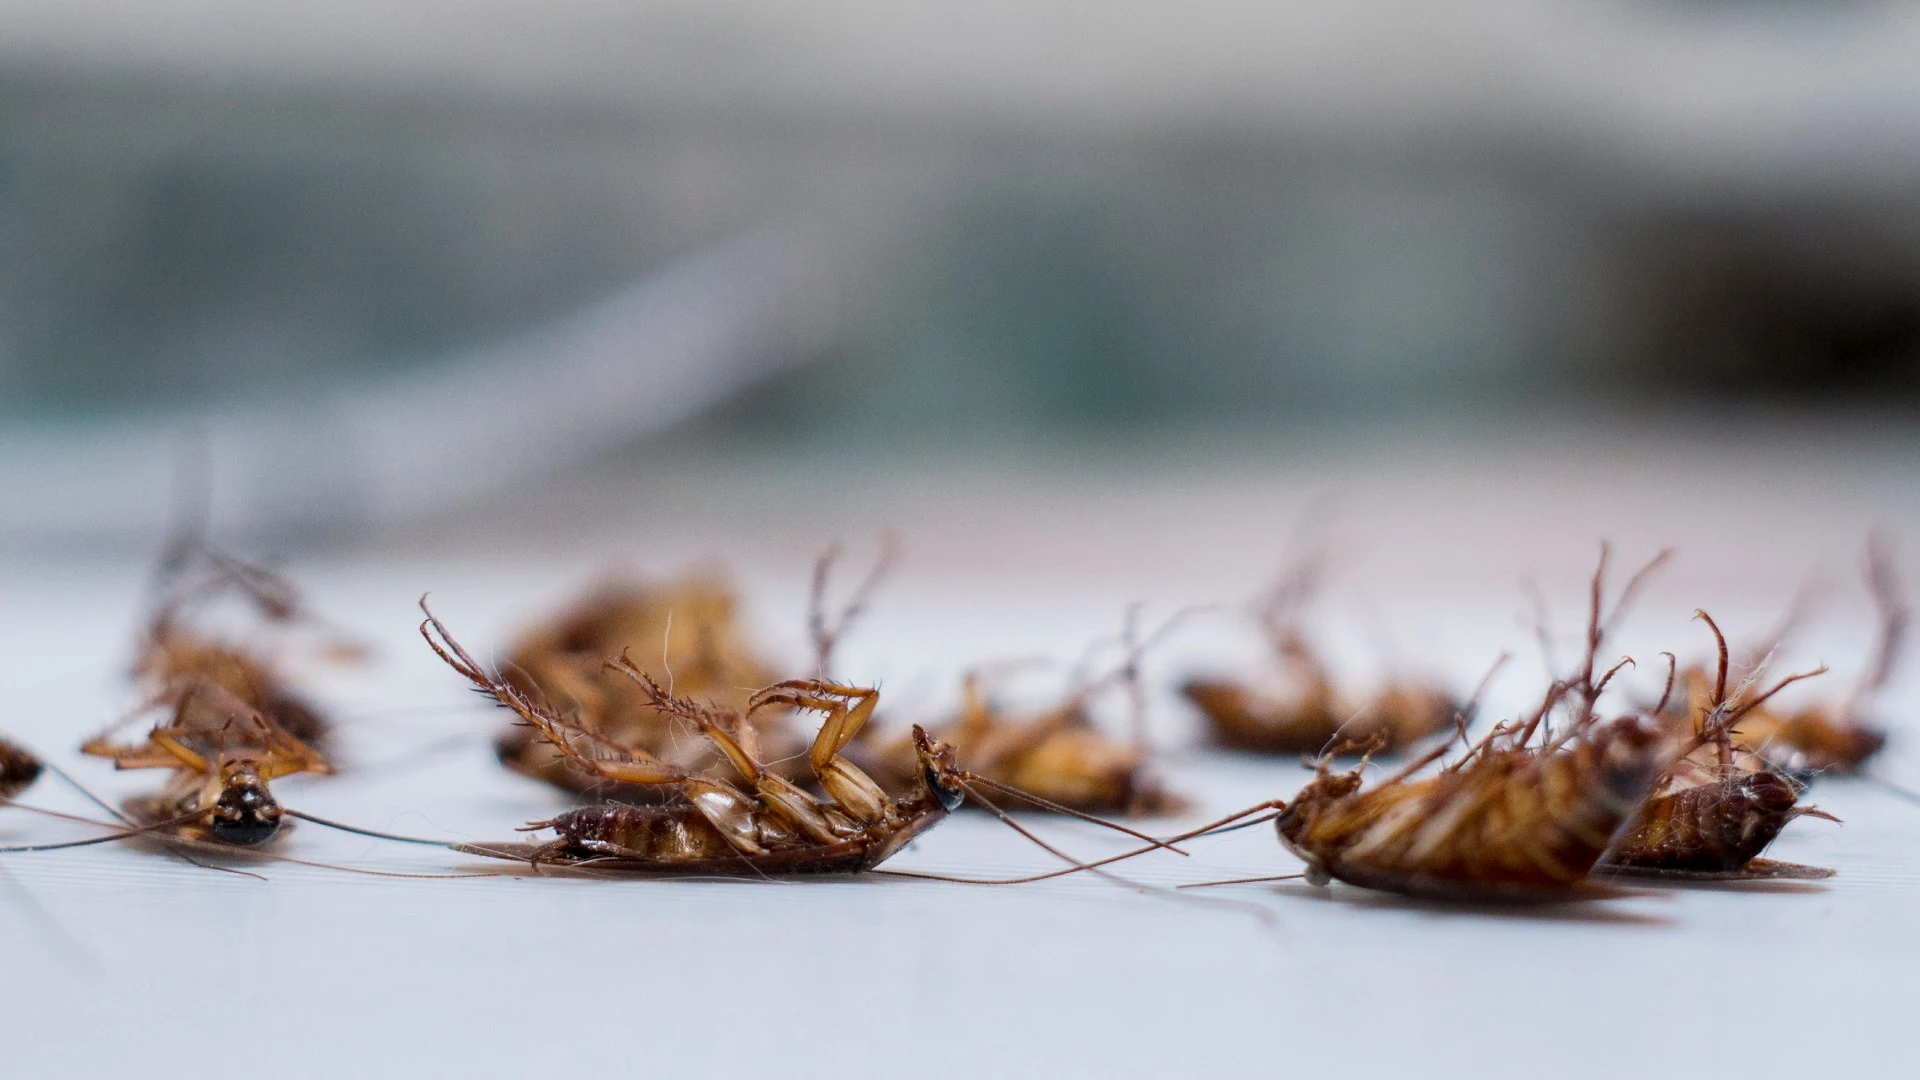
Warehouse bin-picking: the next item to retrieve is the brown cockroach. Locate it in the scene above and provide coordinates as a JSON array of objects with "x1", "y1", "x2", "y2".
[
  {"x1": 129, "y1": 541, "x2": 347, "y2": 755},
  {"x1": 853, "y1": 662, "x2": 1185, "y2": 818},
  {"x1": 1181, "y1": 556, "x2": 1456, "y2": 756},
  {"x1": 422, "y1": 600, "x2": 1175, "y2": 879},
  {"x1": 795, "y1": 546, "x2": 1184, "y2": 819},
  {"x1": 846, "y1": 604, "x2": 1187, "y2": 819},
  {"x1": 1601, "y1": 613, "x2": 1838, "y2": 880},
  {"x1": 1663, "y1": 539, "x2": 1905, "y2": 775},
  {"x1": 1172, "y1": 701, "x2": 1675, "y2": 902},
  {"x1": 1173, "y1": 546, "x2": 1684, "y2": 902},
  {"x1": 81, "y1": 680, "x2": 335, "y2": 846},
  {"x1": 490, "y1": 571, "x2": 809, "y2": 801},
  {"x1": 1, "y1": 735, "x2": 42, "y2": 804}
]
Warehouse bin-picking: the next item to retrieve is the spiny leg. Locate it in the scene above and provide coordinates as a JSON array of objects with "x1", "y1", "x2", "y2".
[{"x1": 750, "y1": 679, "x2": 891, "y2": 823}]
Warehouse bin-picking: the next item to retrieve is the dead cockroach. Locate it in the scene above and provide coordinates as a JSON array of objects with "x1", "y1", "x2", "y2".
[
  {"x1": 1181, "y1": 556, "x2": 1456, "y2": 756},
  {"x1": 129, "y1": 540, "x2": 348, "y2": 755},
  {"x1": 81, "y1": 680, "x2": 334, "y2": 846},
  {"x1": 1174, "y1": 547, "x2": 1681, "y2": 902},
  {"x1": 794, "y1": 546, "x2": 1185, "y2": 819},
  {"x1": 1663, "y1": 539, "x2": 1905, "y2": 774},
  {"x1": 1601, "y1": 613, "x2": 1838, "y2": 880},
  {"x1": 422, "y1": 600, "x2": 1172, "y2": 879},
  {"x1": 0, "y1": 735, "x2": 43, "y2": 803},
  {"x1": 853, "y1": 662, "x2": 1184, "y2": 819},
  {"x1": 490, "y1": 571, "x2": 809, "y2": 801},
  {"x1": 846, "y1": 607, "x2": 1187, "y2": 819}
]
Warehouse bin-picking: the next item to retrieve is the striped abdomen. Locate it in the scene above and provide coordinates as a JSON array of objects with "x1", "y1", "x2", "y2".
[
  {"x1": 541, "y1": 804, "x2": 757, "y2": 862},
  {"x1": 1603, "y1": 772, "x2": 1803, "y2": 872},
  {"x1": 1283, "y1": 718, "x2": 1671, "y2": 899}
]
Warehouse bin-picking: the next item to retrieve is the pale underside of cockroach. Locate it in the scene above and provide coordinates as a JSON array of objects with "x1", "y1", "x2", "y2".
[
  {"x1": 1175, "y1": 547, "x2": 1691, "y2": 903},
  {"x1": 424, "y1": 601, "x2": 969, "y2": 876},
  {"x1": 494, "y1": 575, "x2": 809, "y2": 802},
  {"x1": 1267, "y1": 715, "x2": 1673, "y2": 903}
]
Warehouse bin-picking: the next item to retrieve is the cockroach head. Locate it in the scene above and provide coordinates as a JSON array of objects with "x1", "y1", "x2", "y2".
[
  {"x1": 910, "y1": 724, "x2": 966, "y2": 811},
  {"x1": 210, "y1": 760, "x2": 283, "y2": 846}
]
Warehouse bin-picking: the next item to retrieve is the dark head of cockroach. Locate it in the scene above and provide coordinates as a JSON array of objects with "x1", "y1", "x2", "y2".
[
  {"x1": 911, "y1": 724, "x2": 966, "y2": 811},
  {"x1": 0, "y1": 737, "x2": 42, "y2": 801},
  {"x1": 210, "y1": 762, "x2": 283, "y2": 845},
  {"x1": 1271, "y1": 769, "x2": 1361, "y2": 843}
]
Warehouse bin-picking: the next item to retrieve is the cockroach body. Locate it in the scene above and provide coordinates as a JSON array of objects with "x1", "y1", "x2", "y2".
[
  {"x1": 1182, "y1": 557, "x2": 1457, "y2": 755},
  {"x1": 1669, "y1": 538, "x2": 1906, "y2": 775},
  {"x1": 425, "y1": 602, "x2": 976, "y2": 875},
  {"x1": 855, "y1": 670, "x2": 1183, "y2": 818},
  {"x1": 133, "y1": 544, "x2": 342, "y2": 754},
  {"x1": 83, "y1": 681, "x2": 332, "y2": 847},
  {"x1": 493, "y1": 575, "x2": 805, "y2": 801},
  {"x1": 1601, "y1": 771, "x2": 1836, "y2": 880},
  {"x1": 1272, "y1": 715, "x2": 1672, "y2": 902},
  {"x1": 1, "y1": 736, "x2": 43, "y2": 802},
  {"x1": 1603, "y1": 611, "x2": 1838, "y2": 880}
]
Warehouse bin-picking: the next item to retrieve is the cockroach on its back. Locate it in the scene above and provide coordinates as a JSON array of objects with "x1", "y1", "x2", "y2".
[
  {"x1": 1172, "y1": 546, "x2": 1684, "y2": 903},
  {"x1": 1601, "y1": 612, "x2": 1838, "y2": 881},
  {"x1": 1660, "y1": 537, "x2": 1906, "y2": 775},
  {"x1": 1181, "y1": 555, "x2": 1456, "y2": 756},
  {"x1": 130, "y1": 541, "x2": 347, "y2": 756},
  {"x1": 82, "y1": 680, "x2": 333, "y2": 846},
  {"x1": 422, "y1": 599, "x2": 1173, "y2": 880},
  {"x1": 795, "y1": 545, "x2": 1185, "y2": 819},
  {"x1": 490, "y1": 572, "x2": 806, "y2": 801}
]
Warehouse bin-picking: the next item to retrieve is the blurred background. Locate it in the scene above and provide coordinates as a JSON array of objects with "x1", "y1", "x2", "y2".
[
  {"x1": 4, "y1": 13, "x2": 1920, "y2": 1076},
  {"x1": 0, "y1": 2, "x2": 1916, "y2": 560}
]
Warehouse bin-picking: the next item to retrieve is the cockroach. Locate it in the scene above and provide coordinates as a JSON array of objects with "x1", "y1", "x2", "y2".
[
  {"x1": 490, "y1": 572, "x2": 809, "y2": 801},
  {"x1": 854, "y1": 662, "x2": 1184, "y2": 818},
  {"x1": 130, "y1": 541, "x2": 346, "y2": 754},
  {"x1": 1665, "y1": 539, "x2": 1905, "y2": 774},
  {"x1": 1173, "y1": 547, "x2": 1681, "y2": 902},
  {"x1": 0, "y1": 735, "x2": 43, "y2": 803},
  {"x1": 1181, "y1": 556, "x2": 1456, "y2": 756},
  {"x1": 1601, "y1": 613, "x2": 1838, "y2": 880},
  {"x1": 795, "y1": 545, "x2": 1184, "y2": 818},
  {"x1": 847, "y1": 605, "x2": 1187, "y2": 818},
  {"x1": 81, "y1": 680, "x2": 334, "y2": 846},
  {"x1": 422, "y1": 600, "x2": 1175, "y2": 879}
]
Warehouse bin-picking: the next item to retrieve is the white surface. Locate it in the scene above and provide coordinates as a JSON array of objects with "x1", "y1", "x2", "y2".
[{"x1": 2, "y1": 443, "x2": 1917, "y2": 1078}]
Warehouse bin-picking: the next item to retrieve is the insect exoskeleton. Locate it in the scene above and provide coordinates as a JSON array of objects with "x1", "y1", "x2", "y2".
[
  {"x1": 0, "y1": 735, "x2": 43, "y2": 803},
  {"x1": 852, "y1": 665, "x2": 1185, "y2": 819},
  {"x1": 1600, "y1": 770, "x2": 1837, "y2": 880},
  {"x1": 82, "y1": 679, "x2": 333, "y2": 847},
  {"x1": 1180, "y1": 554, "x2": 1456, "y2": 756},
  {"x1": 124, "y1": 537, "x2": 357, "y2": 763},
  {"x1": 421, "y1": 599, "x2": 1004, "y2": 876},
  {"x1": 1602, "y1": 611, "x2": 1839, "y2": 880},
  {"x1": 1274, "y1": 713, "x2": 1675, "y2": 901},
  {"x1": 490, "y1": 572, "x2": 808, "y2": 801},
  {"x1": 1664, "y1": 537, "x2": 1905, "y2": 775}
]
